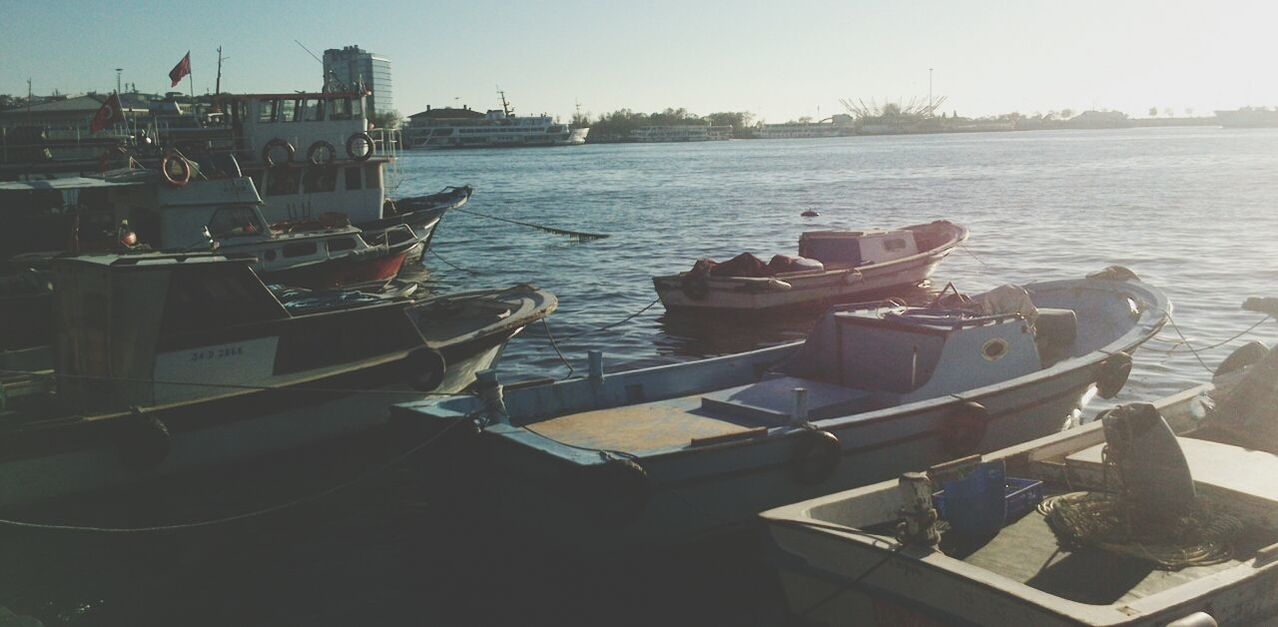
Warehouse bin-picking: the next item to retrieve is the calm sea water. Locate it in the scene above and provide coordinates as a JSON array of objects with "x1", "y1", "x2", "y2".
[{"x1": 6, "y1": 128, "x2": 1278, "y2": 626}]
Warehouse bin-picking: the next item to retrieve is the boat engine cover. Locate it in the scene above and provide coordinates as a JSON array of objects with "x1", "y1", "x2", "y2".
[{"x1": 1101, "y1": 403, "x2": 1196, "y2": 518}]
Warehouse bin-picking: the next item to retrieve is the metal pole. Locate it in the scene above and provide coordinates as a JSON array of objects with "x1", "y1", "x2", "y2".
[{"x1": 115, "y1": 68, "x2": 122, "y2": 94}]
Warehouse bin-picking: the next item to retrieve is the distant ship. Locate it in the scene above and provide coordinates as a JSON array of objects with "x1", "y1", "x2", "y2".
[
  {"x1": 1215, "y1": 108, "x2": 1278, "y2": 128},
  {"x1": 405, "y1": 92, "x2": 588, "y2": 149}
]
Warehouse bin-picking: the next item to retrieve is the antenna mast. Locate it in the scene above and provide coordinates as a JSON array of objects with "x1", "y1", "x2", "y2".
[{"x1": 215, "y1": 46, "x2": 228, "y2": 94}]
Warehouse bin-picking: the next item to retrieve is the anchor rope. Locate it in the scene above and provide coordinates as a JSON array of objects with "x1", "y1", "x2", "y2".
[
  {"x1": 455, "y1": 207, "x2": 609, "y2": 240},
  {"x1": 428, "y1": 247, "x2": 481, "y2": 275}
]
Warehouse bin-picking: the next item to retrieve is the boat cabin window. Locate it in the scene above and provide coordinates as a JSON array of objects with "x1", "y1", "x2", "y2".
[
  {"x1": 344, "y1": 167, "x2": 362, "y2": 191},
  {"x1": 330, "y1": 98, "x2": 352, "y2": 121},
  {"x1": 282, "y1": 241, "x2": 318, "y2": 258},
  {"x1": 327, "y1": 237, "x2": 357, "y2": 252},
  {"x1": 302, "y1": 167, "x2": 337, "y2": 193},
  {"x1": 364, "y1": 165, "x2": 380, "y2": 189},
  {"x1": 301, "y1": 99, "x2": 323, "y2": 122},
  {"x1": 265, "y1": 169, "x2": 300, "y2": 196},
  {"x1": 278, "y1": 100, "x2": 298, "y2": 123},
  {"x1": 160, "y1": 265, "x2": 286, "y2": 335},
  {"x1": 884, "y1": 238, "x2": 907, "y2": 251},
  {"x1": 207, "y1": 206, "x2": 266, "y2": 239},
  {"x1": 351, "y1": 98, "x2": 363, "y2": 118},
  {"x1": 257, "y1": 100, "x2": 276, "y2": 123}
]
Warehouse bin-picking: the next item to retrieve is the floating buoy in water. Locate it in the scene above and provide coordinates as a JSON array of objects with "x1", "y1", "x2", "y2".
[{"x1": 801, "y1": 210, "x2": 820, "y2": 217}]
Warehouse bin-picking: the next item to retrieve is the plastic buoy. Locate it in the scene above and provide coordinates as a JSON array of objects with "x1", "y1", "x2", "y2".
[{"x1": 801, "y1": 210, "x2": 820, "y2": 217}]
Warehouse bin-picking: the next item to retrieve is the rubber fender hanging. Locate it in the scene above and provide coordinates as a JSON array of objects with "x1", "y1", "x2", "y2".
[
  {"x1": 406, "y1": 348, "x2": 448, "y2": 392},
  {"x1": 1096, "y1": 353, "x2": 1133, "y2": 399},
  {"x1": 939, "y1": 401, "x2": 988, "y2": 458},
  {"x1": 346, "y1": 132, "x2": 375, "y2": 161},
  {"x1": 1087, "y1": 265, "x2": 1140, "y2": 282},
  {"x1": 584, "y1": 456, "x2": 651, "y2": 528},
  {"x1": 159, "y1": 152, "x2": 191, "y2": 188},
  {"x1": 680, "y1": 274, "x2": 709, "y2": 301},
  {"x1": 115, "y1": 409, "x2": 171, "y2": 472},
  {"x1": 1215, "y1": 341, "x2": 1269, "y2": 379},
  {"x1": 261, "y1": 138, "x2": 295, "y2": 167},
  {"x1": 790, "y1": 429, "x2": 842, "y2": 485},
  {"x1": 306, "y1": 140, "x2": 338, "y2": 166}
]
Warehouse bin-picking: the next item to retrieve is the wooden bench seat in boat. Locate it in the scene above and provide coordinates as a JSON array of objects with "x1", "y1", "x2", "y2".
[
  {"x1": 1064, "y1": 437, "x2": 1278, "y2": 527},
  {"x1": 699, "y1": 376, "x2": 882, "y2": 422}
]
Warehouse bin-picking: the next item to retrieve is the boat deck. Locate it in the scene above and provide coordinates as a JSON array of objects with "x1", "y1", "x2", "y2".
[
  {"x1": 946, "y1": 510, "x2": 1242, "y2": 605},
  {"x1": 525, "y1": 395, "x2": 770, "y2": 454}
]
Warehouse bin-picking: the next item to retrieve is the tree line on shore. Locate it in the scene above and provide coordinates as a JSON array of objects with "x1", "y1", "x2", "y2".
[{"x1": 573, "y1": 108, "x2": 755, "y2": 142}]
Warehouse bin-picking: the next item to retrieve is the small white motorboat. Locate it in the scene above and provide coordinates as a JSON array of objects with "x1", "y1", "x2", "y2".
[
  {"x1": 653, "y1": 220, "x2": 968, "y2": 315},
  {"x1": 760, "y1": 298, "x2": 1278, "y2": 626}
]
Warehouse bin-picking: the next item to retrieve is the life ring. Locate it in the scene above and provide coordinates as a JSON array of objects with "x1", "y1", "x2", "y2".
[
  {"x1": 1215, "y1": 341, "x2": 1269, "y2": 378},
  {"x1": 261, "y1": 138, "x2": 295, "y2": 167},
  {"x1": 680, "y1": 273, "x2": 710, "y2": 301},
  {"x1": 346, "y1": 132, "x2": 375, "y2": 161},
  {"x1": 306, "y1": 140, "x2": 338, "y2": 166},
  {"x1": 406, "y1": 347, "x2": 448, "y2": 392},
  {"x1": 115, "y1": 409, "x2": 171, "y2": 471},
  {"x1": 160, "y1": 153, "x2": 191, "y2": 188},
  {"x1": 790, "y1": 429, "x2": 842, "y2": 484},
  {"x1": 583, "y1": 456, "x2": 651, "y2": 528},
  {"x1": 1087, "y1": 265, "x2": 1140, "y2": 282},
  {"x1": 1096, "y1": 353, "x2": 1133, "y2": 399},
  {"x1": 939, "y1": 401, "x2": 988, "y2": 457}
]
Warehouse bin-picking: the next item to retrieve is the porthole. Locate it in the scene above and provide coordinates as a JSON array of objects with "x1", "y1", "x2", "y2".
[{"x1": 982, "y1": 338, "x2": 1009, "y2": 362}]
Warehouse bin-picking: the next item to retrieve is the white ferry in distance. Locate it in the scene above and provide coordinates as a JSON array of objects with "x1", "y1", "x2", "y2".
[
  {"x1": 1215, "y1": 107, "x2": 1278, "y2": 128},
  {"x1": 405, "y1": 92, "x2": 588, "y2": 149}
]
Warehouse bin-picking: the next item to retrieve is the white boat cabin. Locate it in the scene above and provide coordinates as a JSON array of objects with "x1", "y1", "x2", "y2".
[
  {"x1": 212, "y1": 92, "x2": 397, "y2": 225},
  {"x1": 798, "y1": 230, "x2": 919, "y2": 268}
]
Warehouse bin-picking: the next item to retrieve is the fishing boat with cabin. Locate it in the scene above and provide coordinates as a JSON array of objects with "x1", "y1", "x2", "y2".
[
  {"x1": 653, "y1": 220, "x2": 968, "y2": 315},
  {"x1": 393, "y1": 267, "x2": 1167, "y2": 547},
  {"x1": 0, "y1": 252, "x2": 557, "y2": 508},
  {"x1": 760, "y1": 298, "x2": 1278, "y2": 626},
  {"x1": 0, "y1": 168, "x2": 424, "y2": 291}
]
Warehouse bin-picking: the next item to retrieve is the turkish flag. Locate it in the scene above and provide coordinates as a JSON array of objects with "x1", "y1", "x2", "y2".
[
  {"x1": 90, "y1": 93, "x2": 124, "y2": 133},
  {"x1": 169, "y1": 51, "x2": 191, "y2": 87}
]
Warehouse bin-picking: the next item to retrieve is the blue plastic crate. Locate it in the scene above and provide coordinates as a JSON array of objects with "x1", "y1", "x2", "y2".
[{"x1": 933, "y1": 477, "x2": 1043, "y2": 523}]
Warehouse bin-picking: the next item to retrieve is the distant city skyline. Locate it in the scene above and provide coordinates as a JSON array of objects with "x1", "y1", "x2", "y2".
[{"x1": 2, "y1": 0, "x2": 1274, "y2": 123}]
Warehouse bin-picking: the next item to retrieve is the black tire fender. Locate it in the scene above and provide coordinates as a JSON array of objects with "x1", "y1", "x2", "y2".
[
  {"x1": 406, "y1": 348, "x2": 447, "y2": 392},
  {"x1": 1097, "y1": 353, "x2": 1133, "y2": 399},
  {"x1": 790, "y1": 429, "x2": 842, "y2": 484},
  {"x1": 346, "y1": 132, "x2": 375, "y2": 161},
  {"x1": 261, "y1": 138, "x2": 295, "y2": 167},
  {"x1": 939, "y1": 401, "x2": 989, "y2": 458},
  {"x1": 306, "y1": 140, "x2": 338, "y2": 166}
]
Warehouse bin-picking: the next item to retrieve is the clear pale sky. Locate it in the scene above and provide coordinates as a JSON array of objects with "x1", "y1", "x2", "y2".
[{"x1": 2, "y1": 0, "x2": 1275, "y2": 122}]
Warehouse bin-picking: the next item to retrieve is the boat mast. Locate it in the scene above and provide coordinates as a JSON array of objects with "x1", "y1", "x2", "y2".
[{"x1": 498, "y1": 88, "x2": 512, "y2": 117}]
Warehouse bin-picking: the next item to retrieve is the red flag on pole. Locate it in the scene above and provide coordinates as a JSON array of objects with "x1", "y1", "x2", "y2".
[
  {"x1": 169, "y1": 51, "x2": 191, "y2": 87},
  {"x1": 90, "y1": 93, "x2": 125, "y2": 134}
]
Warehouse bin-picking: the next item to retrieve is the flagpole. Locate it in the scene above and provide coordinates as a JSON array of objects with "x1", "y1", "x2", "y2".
[{"x1": 187, "y1": 51, "x2": 195, "y2": 119}]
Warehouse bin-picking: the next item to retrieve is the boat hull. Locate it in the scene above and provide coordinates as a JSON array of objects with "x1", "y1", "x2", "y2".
[
  {"x1": 0, "y1": 325, "x2": 519, "y2": 510},
  {"x1": 456, "y1": 362, "x2": 1097, "y2": 549},
  {"x1": 257, "y1": 246, "x2": 410, "y2": 290},
  {"x1": 654, "y1": 257, "x2": 942, "y2": 315}
]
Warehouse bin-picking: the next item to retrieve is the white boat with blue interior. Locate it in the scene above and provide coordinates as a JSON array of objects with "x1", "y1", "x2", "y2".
[{"x1": 393, "y1": 268, "x2": 1168, "y2": 547}]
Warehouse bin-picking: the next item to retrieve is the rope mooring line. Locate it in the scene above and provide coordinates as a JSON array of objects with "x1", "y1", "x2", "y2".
[{"x1": 455, "y1": 207, "x2": 609, "y2": 240}]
